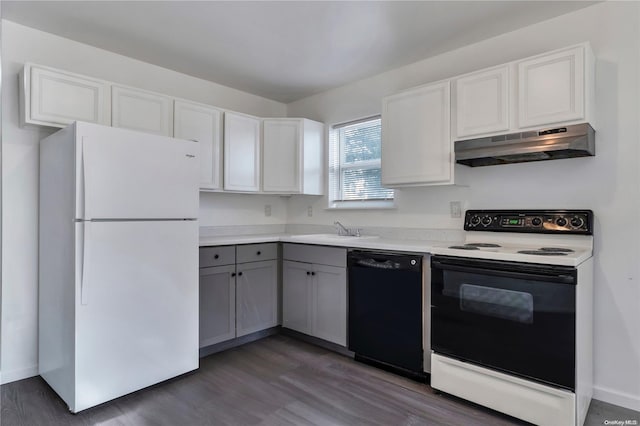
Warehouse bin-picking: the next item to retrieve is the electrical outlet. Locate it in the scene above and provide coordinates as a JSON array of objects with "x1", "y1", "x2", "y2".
[
  {"x1": 450, "y1": 201, "x2": 462, "y2": 218},
  {"x1": 264, "y1": 204, "x2": 272, "y2": 217},
  {"x1": 307, "y1": 206, "x2": 313, "y2": 217}
]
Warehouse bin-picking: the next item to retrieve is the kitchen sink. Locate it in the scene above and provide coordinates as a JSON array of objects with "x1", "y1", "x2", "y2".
[{"x1": 288, "y1": 233, "x2": 380, "y2": 242}]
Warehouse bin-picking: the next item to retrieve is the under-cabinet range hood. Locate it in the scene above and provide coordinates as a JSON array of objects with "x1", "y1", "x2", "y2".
[{"x1": 455, "y1": 123, "x2": 595, "y2": 167}]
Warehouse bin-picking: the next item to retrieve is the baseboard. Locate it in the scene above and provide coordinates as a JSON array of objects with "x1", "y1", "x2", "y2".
[
  {"x1": 199, "y1": 326, "x2": 281, "y2": 358},
  {"x1": 593, "y1": 385, "x2": 640, "y2": 412},
  {"x1": 0, "y1": 365, "x2": 39, "y2": 385},
  {"x1": 279, "y1": 327, "x2": 353, "y2": 357}
]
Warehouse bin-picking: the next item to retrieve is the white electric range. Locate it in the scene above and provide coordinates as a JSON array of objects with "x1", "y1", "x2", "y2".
[{"x1": 429, "y1": 210, "x2": 594, "y2": 426}]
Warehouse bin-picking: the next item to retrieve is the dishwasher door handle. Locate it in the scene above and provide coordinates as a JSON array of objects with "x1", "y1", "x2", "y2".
[{"x1": 354, "y1": 258, "x2": 399, "y2": 269}]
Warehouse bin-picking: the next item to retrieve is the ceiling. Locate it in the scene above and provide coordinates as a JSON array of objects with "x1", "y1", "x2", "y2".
[{"x1": 2, "y1": 1, "x2": 596, "y2": 103}]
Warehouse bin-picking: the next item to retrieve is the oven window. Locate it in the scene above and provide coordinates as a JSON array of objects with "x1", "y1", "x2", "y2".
[
  {"x1": 431, "y1": 261, "x2": 577, "y2": 390},
  {"x1": 460, "y1": 284, "x2": 533, "y2": 324}
]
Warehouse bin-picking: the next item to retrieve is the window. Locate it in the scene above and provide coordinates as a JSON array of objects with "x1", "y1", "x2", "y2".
[{"x1": 328, "y1": 116, "x2": 394, "y2": 209}]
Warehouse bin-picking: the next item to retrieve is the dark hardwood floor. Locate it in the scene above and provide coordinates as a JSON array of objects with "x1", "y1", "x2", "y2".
[{"x1": 1, "y1": 335, "x2": 638, "y2": 425}]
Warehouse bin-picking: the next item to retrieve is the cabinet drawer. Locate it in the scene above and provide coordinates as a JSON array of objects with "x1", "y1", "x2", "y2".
[
  {"x1": 282, "y1": 244, "x2": 346, "y2": 268},
  {"x1": 199, "y1": 246, "x2": 235, "y2": 268},
  {"x1": 236, "y1": 243, "x2": 278, "y2": 263}
]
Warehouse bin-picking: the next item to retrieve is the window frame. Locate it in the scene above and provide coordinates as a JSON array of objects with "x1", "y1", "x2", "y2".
[{"x1": 327, "y1": 116, "x2": 395, "y2": 210}]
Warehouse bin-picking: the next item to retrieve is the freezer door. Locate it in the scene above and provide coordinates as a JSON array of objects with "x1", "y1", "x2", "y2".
[
  {"x1": 74, "y1": 220, "x2": 198, "y2": 412},
  {"x1": 77, "y1": 123, "x2": 198, "y2": 220}
]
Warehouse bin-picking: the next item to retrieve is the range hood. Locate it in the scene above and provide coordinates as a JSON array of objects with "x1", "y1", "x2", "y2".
[{"x1": 455, "y1": 123, "x2": 595, "y2": 167}]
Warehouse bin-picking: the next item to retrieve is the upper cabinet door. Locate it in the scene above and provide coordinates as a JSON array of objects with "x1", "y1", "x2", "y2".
[
  {"x1": 112, "y1": 85, "x2": 173, "y2": 136},
  {"x1": 262, "y1": 119, "x2": 302, "y2": 193},
  {"x1": 455, "y1": 65, "x2": 509, "y2": 138},
  {"x1": 174, "y1": 100, "x2": 223, "y2": 191},
  {"x1": 301, "y1": 119, "x2": 324, "y2": 196},
  {"x1": 518, "y1": 46, "x2": 585, "y2": 129},
  {"x1": 224, "y1": 112, "x2": 261, "y2": 192},
  {"x1": 381, "y1": 81, "x2": 452, "y2": 187},
  {"x1": 22, "y1": 64, "x2": 110, "y2": 128}
]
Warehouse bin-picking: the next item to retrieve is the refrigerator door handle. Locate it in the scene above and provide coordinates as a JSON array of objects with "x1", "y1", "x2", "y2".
[
  {"x1": 81, "y1": 221, "x2": 91, "y2": 305},
  {"x1": 81, "y1": 137, "x2": 90, "y2": 220}
]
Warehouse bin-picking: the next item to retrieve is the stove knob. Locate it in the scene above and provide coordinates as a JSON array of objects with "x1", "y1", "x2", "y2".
[
  {"x1": 531, "y1": 217, "x2": 542, "y2": 227},
  {"x1": 555, "y1": 217, "x2": 568, "y2": 227},
  {"x1": 570, "y1": 216, "x2": 585, "y2": 229},
  {"x1": 469, "y1": 215, "x2": 481, "y2": 226},
  {"x1": 481, "y1": 216, "x2": 492, "y2": 226}
]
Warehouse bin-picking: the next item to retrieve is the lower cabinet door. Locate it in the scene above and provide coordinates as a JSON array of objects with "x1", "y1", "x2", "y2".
[
  {"x1": 282, "y1": 260, "x2": 312, "y2": 335},
  {"x1": 236, "y1": 260, "x2": 278, "y2": 337},
  {"x1": 312, "y1": 264, "x2": 347, "y2": 346},
  {"x1": 199, "y1": 265, "x2": 236, "y2": 347}
]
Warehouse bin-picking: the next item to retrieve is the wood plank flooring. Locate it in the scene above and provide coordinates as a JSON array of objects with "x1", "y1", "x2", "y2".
[{"x1": 2, "y1": 335, "x2": 638, "y2": 425}]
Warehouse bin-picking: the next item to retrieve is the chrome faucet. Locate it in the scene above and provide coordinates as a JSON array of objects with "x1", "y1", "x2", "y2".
[{"x1": 334, "y1": 221, "x2": 361, "y2": 237}]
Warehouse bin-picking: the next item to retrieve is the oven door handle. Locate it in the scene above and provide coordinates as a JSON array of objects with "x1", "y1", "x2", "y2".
[{"x1": 431, "y1": 261, "x2": 576, "y2": 284}]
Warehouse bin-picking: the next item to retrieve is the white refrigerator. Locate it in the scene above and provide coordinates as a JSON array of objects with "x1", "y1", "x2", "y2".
[{"x1": 39, "y1": 122, "x2": 199, "y2": 412}]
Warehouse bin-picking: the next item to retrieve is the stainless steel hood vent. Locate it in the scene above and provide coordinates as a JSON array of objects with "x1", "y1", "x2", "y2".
[{"x1": 455, "y1": 123, "x2": 595, "y2": 167}]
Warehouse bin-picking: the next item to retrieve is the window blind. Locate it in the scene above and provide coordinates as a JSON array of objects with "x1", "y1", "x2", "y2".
[{"x1": 329, "y1": 117, "x2": 393, "y2": 203}]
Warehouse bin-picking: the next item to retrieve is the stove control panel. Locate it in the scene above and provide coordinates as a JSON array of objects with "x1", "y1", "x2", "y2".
[{"x1": 464, "y1": 210, "x2": 593, "y2": 235}]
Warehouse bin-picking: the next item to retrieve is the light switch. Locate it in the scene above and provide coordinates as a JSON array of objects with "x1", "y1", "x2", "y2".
[{"x1": 450, "y1": 201, "x2": 462, "y2": 218}]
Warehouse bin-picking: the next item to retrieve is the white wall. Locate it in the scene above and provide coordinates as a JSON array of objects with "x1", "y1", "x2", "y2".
[
  {"x1": 0, "y1": 20, "x2": 287, "y2": 384},
  {"x1": 0, "y1": 8, "x2": 4, "y2": 385},
  {"x1": 2, "y1": 3, "x2": 640, "y2": 412},
  {"x1": 287, "y1": 2, "x2": 640, "y2": 410}
]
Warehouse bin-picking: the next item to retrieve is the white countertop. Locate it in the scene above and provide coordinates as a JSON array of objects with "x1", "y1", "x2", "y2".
[
  {"x1": 199, "y1": 233, "x2": 593, "y2": 266},
  {"x1": 199, "y1": 234, "x2": 284, "y2": 247},
  {"x1": 199, "y1": 233, "x2": 441, "y2": 254}
]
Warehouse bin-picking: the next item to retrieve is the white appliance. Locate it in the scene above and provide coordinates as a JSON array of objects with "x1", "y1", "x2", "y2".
[
  {"x1": 429, "y1": 210, "x2": 594, "y2": 426},
  {"x1": 39, "y1": 122, "x2": 199, "y2": 413}
]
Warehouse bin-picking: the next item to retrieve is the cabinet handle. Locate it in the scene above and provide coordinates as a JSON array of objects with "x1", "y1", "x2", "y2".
[
  {"x1": 214, "y1": 254, "x2": 219, "y2": 259},
  {"x1": 238, "y1": 271, "x2": 243, "y2": 276},
  {"x1": 231, "y1": 272, "x2": 236, "y2": 277},
  {"x1": 256, "y1": 251, "x2": 261, "y2": 255},
  {"x1": 311, "y1": 272, "x2": 316, "y2": 276}
]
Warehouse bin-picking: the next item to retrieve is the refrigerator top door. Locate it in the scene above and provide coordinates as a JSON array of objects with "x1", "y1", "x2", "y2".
[{"x1": 75, "y1": 122, "x2": 198, "y2": 220}]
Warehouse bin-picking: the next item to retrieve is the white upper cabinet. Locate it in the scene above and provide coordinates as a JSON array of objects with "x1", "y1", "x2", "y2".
[
  {"x1": 454, "y1": 65, "x2": 510, "y2": 139},
  {"x1": 451, "y1": 43, "x2": 594, "y2": 139},
  {"x1": 381, "y1": 80, "x2": 452, "y2": 187},
  {"x1": 112, "y1": 85, "x2": 173, "y2": 136},
  {"x1": 263, "y1": 119, "x2": 301, "y2": 193},
  {"x1": 262, "y1": 118, "x2": 324, "y2": 195},
  {"x1": 518, "y1": 45, "x2": 590, "y2": 129},
  {"x1": 224, "y1": 112, "x2": 261, "y2": 192},
  {"x1": 174, "y1": 100, "x2": 223, "y2": 191},
  {"x1": 20, "y1": 63, "x2": 110, "y2": 128}
]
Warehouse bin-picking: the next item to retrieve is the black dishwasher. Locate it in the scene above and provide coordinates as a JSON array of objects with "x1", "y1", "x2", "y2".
[{"x1": 348, "y1": 250, "x2": 424, "y2": 380}]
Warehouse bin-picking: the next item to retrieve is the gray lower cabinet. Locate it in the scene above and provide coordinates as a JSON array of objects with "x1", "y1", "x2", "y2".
[
  {"x1": 236, "y1": 259, "x2": 278, "y2": 337},
  {"x1": 282, "y1": 260, "x2": 313, "y2": 335},
  {"x1": 199, "y1": 244, "x2": 278, "y2": 348},
  {"x1": 282, "y1": 244, "x2": 347, "y2": 346},
  {"x1": 199, "y1": 264, "x2": 236, "y2": 347}
]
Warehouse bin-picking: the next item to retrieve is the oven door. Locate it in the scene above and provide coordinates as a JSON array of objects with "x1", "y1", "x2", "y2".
[{"x1": 430, "y1": 256, "x2": 576, "y2": 390}]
